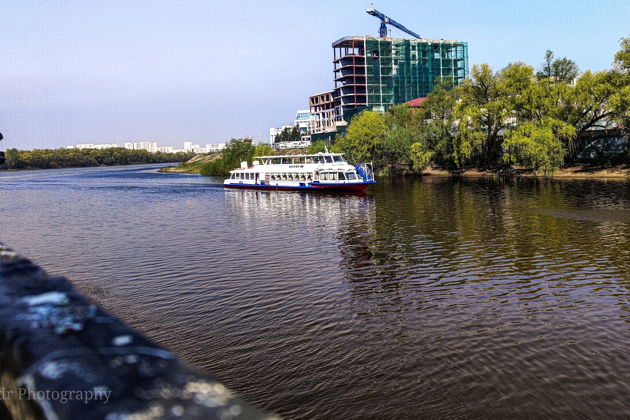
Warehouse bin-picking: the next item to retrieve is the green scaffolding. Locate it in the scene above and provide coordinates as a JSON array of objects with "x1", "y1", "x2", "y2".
[{"x1": 364, "y1": 37, "x2": 468, "y2": 107}]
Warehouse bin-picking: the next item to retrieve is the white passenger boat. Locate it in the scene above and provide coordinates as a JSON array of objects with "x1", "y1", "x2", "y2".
[{"x1": 224, "y1": 152, "x2": 375, "y2": 192}]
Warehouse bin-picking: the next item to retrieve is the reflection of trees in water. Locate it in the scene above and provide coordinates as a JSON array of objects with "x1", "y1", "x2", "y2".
[{"x1": 336, "y1": 177, "x2": 630, "y2": 316}]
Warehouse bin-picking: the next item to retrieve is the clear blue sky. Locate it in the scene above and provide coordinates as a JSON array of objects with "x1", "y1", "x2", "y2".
[{"x1": 1, "y1": 0, "x2": 628, "y2": 149}]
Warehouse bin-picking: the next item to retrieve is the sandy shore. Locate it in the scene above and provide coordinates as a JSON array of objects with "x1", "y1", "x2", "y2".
[{"x1": 422, "y1": 165, "x2": 630, "y2": 179}]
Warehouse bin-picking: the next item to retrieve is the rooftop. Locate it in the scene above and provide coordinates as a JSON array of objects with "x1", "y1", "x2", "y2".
[{"x1": 332, "y1": 35, "x2": 466, "y2": 46}]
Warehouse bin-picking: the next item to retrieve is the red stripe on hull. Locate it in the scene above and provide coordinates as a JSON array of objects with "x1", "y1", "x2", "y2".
[{"x1": 224, "y1": 183, "x2": 371, "y2": 192}]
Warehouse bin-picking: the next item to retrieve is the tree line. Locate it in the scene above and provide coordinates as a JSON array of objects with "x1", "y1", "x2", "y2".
[
  {"x1": 199, "y1": 140, "x2": 275, "y2": 176},
  {"x1": 335, "y1": 38, "x2": 630, "y2": 175},
  {"x1": 2, "y1": 147, "x2": 194, "y2": 170}
]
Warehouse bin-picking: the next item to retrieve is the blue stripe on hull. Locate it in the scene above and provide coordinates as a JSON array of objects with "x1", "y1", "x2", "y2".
[{"x1": 224, "y1": 181, "x2": 374, "y2": 192}]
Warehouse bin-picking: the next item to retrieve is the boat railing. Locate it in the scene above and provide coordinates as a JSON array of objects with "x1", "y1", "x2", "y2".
[{"x1": 354, "y1": 162, "x2": 375, "y2": 182}]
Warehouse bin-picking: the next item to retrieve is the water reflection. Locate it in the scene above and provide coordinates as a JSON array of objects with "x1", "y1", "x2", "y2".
[{"x1": 2, "y1": 167, "x2": 630, "y2": 418}]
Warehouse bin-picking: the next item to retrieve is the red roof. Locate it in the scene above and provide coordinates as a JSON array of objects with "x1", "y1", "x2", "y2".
[{"x1": 405, "y1": 97, "x2": 428, "y2": 107}]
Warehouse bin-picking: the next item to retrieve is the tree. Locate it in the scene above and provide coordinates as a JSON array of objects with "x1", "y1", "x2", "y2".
[
  {"x1": 200, "y1": 138, "x2": 254, "y2": 176},
  {"x1": 383, "y1": 104, "x2": 426, "y2": 171},
  {"x1": 275, "y1": 126, "x2": 301, "y2": 142},
  {"x1": 413, "y1": 80, "x2": 465, "y2": 170},
  {"x1": 253, "y1": 143, "x2": 274, "y2": 157},
  {"x1": 335, "y1": 111, "x2": 387, "y2": 169},
  {"x1": 536, "y1": 50, "x2": 578, "y2": 82},
  {"x1": 455, "y1": 64, "x2": 509, "y2": 167},
  {"x1": 309, "y1": 140, "x2": 331, "y2": 154},
  {"x1": 503, "y1": 119, "x2": 573, "y2": 175},
  {"x1": 538, "y1": 50, "x2": 555, "y2": 79},
  {"x1": 561, "y1": 70, "x2": 627, "y2": 143},
  {"x1": 614, "y1": 36, "x2": 630, "y2": 73},
  {"x1": 409, "y1": 142, "x2": 433, "y2": 172},
  {"x1": 552, "y1": 57, "x2": 579, "y2": 82}
]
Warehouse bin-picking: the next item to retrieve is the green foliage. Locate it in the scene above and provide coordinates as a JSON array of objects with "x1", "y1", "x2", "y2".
[
  {"x1": 253, "y1": 143, "x2": 275, "y2": 157},
  {"x1": 537, "y1": 50, "x2": 579, "y2": 82},
  {"x1": 420, "y1": 80, "x2": 469, "y2": 169},
  {"x1": 199, "y1": 138, "x2": 255, "y2": 176},
  {"x1": 274, "y1": 126, "x2": 301, "y2": 143},
  {"x1": 383, "y1": 104, "x2": 423, "y2": 169},
  {"x1": 335, "y1": 111, "x2": 387, "y2": 169},
  {"x1": 309, "y1": 140, "x2": 331, "y2": 154},
  {"x1": 409, "y1": 142, "x2": 433, "y2": 171},
  {"x1": 614, "y1": 36, "x2": 630, "y2": 73},
  {"x1": 503, "y1": 119, "x2": 573, "y2": 175},
  {"x1": 455, "y1": 63, "x2": 510, "y2": 166},
  {"x1": 3, "y1": 147, "x2": 192, "y2": 170}
]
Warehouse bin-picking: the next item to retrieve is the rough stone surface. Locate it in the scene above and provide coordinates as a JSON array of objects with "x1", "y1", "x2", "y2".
[{"x1": 0, "y1": 243, "x2": 277, "y2": 420}]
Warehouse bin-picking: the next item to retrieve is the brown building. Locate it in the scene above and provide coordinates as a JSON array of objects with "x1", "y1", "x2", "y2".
[{"x1": 309, "y1": 90, "x2": 337, "y2": 135}]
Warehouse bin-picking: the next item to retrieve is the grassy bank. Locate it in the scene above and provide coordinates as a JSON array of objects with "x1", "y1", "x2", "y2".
[{"x1": 158, "y1": 153, "x2": 221, "y2": 173}]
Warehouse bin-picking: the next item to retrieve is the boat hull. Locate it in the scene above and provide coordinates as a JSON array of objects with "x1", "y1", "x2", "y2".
[{"x1": 224, "y1": 182, "x2": 374, "y2": 192}]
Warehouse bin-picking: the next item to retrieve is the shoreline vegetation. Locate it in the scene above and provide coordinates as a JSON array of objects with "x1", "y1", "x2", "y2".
[
  {"x1": 0, "y1": 148, "x2": 193, "y2": 171},
  {"x1": 161, "y1": 147, "x2": 630, "y2": 179},
  {"x1": 166, "y1": 38, "x2": 630, "y2": 180}
]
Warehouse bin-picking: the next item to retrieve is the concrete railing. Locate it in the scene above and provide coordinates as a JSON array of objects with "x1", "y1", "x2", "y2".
[{"x1": 0, "y1": 243, "x2": 276, "y2": 420}]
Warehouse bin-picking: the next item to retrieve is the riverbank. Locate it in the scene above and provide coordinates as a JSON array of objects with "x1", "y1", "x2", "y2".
[
  {"x1": 161, "y1": 154, "x2": 630, "y2": 179},
  {"x1": 423, "y1": 164, "x2": 630, "y2": 179}
]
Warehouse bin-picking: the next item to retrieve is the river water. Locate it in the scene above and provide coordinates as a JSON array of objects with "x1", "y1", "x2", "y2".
[{"x1": 1, "y1": 164, "x2": 629, "y2": 418}]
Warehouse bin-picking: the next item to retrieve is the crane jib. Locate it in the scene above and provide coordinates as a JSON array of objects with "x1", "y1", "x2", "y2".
[{"x1": 365, "y1": 8, "x2": 421, "y2": 39}]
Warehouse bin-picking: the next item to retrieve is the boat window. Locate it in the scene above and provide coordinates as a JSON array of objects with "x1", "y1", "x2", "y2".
[
  {"x1": 305, "y1": 157, "x2": 314, "y2": 164},
  {"x1": 324, "y1": 156, "x2": 333, "y2": 163},
  {"x1": 281, "y1": 157, "x2": 292, "y2": 164},
  {"x1": 346, "y1": 172, "x2": 357, "y2": 180},
  {"x1": 333, "y1": 156, "x2": 344, "y2": 163}
]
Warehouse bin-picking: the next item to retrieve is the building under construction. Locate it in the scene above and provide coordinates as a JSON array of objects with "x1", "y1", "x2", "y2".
[
  {"x1": 332, "y1": 35, "x2": 468, "y2": 123},
  {"x1": 309, "y1": 8, "x2": 469, "y2": 140}
]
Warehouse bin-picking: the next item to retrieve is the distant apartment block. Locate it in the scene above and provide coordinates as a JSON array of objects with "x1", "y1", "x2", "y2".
[
  {"x1": 205, "y1": 143, "x2": 226, "y2": 153},
  {"x1": 68, "y1": 143, "x2": 119, "y2": 150},
  {"x1": 124, "y1": 141, "x2": 158, "y2": 153},
  {"x1": 294, "y1": 110, "x2": 311, "y2": 135}
]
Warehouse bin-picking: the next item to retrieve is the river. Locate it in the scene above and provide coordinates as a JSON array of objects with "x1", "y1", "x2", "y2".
[{"x1": 1, "y1": 164, "x2": 629, "y2": 418}]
